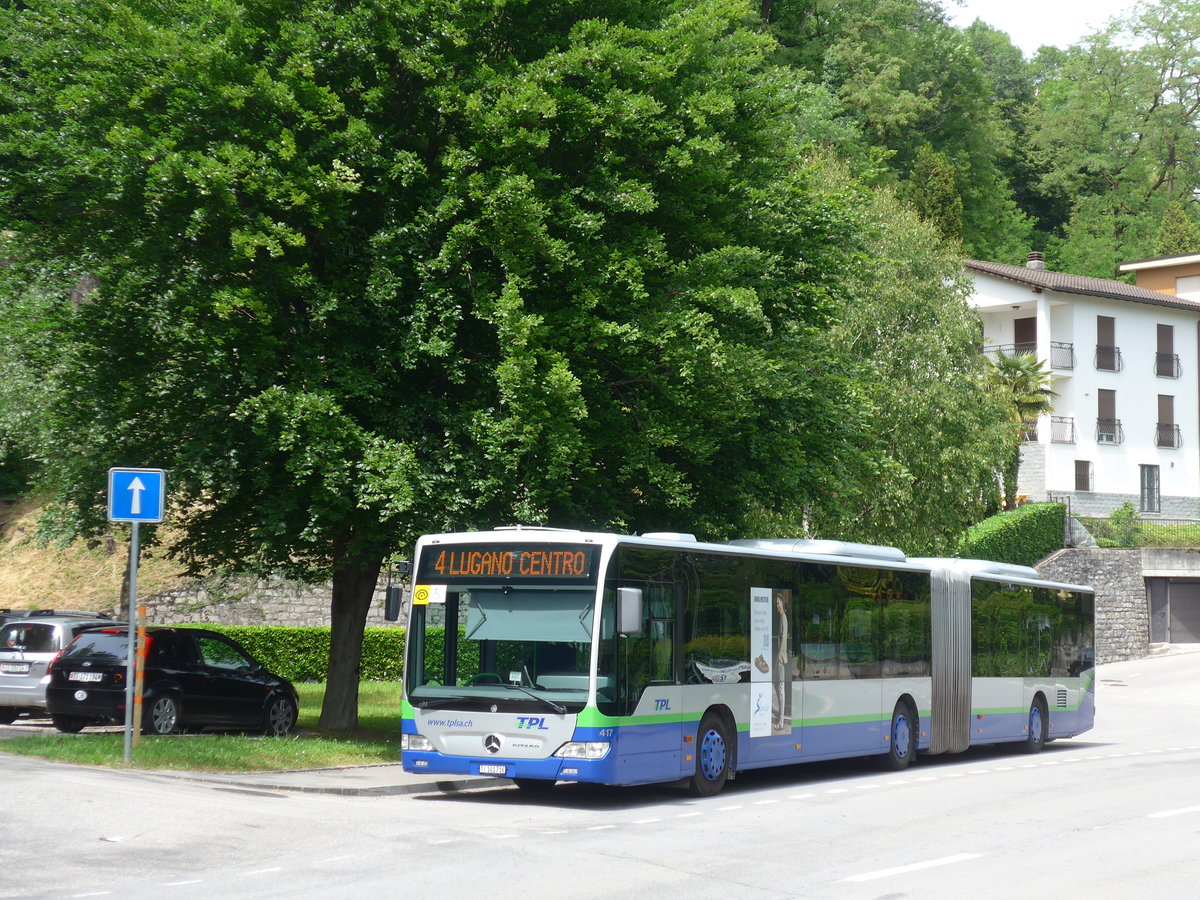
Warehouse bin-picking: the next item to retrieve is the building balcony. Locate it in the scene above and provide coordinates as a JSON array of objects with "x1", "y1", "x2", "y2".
[
  {"x1": 1095, "y1": 344, "x2": 1123, "y2": 372},
  {"x1": 1051, "y1": 416, "x2": 1076, "y2": 443},
  {"x1": 1050, "y1": 342, "x2": 1076, "y2": 370},
  {"x1": 1156, "y1": 423, "x2": 1183, "y2": 449},
  {"x1": 980, "y1": 341, "x2": 1075, "y2": 370},
  {"x1": 1155, "y1": 353, "x2": 1182, "y2": 378},
  {"x1": 1096, "y1": 418, "x2": 1124, "y2": 445}
]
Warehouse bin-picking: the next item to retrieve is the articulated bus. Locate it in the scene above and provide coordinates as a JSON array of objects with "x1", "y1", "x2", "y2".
[{"x1": 400, "y1": 528, "x2": 1095, "y2": 795}]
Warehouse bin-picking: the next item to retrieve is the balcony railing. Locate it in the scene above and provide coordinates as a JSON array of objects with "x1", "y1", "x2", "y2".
[
  {"x1": 1095, "y1": 344, "x2": 1123, "y2": 371},
  {"x1": 1051, "y1": 416, "x2": 1076, "y2": 443},
  {"x1": 981, "y1": 341, "x2": 1075, "y2": 370},
  {"x1": 1156, "y1": 423, "x2": 1183, "y2": 448},
  {"x1": 1096, "y1": 418, "x2": 1124, "y2": 445},
  {"x1": 1050, "y1": 342, "x2": 1076, "y2": 370},
  {"x1": 1155, "y1": 352, "x2": 1182, "y2": 378},
  {"x1": 982, "y1": 342, "x2": 1036, "y2": 362}
]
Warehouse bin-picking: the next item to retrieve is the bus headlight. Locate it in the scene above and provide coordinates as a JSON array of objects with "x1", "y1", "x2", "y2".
[
  {"x1": 553, "y1": 741, "x2": 610, "y2": 760},
  {"x1": 401, "y1": 733, "x2": 433, "y2": 752}
]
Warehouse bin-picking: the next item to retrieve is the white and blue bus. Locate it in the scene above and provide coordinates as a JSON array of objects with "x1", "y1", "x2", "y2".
[{"x1": 400, "y1": 528, "x2": 1095, "y2": 795}]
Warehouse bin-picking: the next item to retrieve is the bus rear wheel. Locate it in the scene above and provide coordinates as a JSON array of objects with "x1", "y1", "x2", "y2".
[
  {"x1": 689, "y1": 712, "x2": 731, "y2": 797},
  {"x1": 877, "y1": 701, "x2": 917, "y2": 771},
  {"x1": 1022, "y1": 697, "x2": 1048, "y2": 753}
]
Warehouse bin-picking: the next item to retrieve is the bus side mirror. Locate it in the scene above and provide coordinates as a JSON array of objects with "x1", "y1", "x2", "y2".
[
  {"x1": 617, "y1": 587, "x2": 643, "y2": 635},
  {"x1": 385, "y1": 586, "x2": 403, "y2": 622}
]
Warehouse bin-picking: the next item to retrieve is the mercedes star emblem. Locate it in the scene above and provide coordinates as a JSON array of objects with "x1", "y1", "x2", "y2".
[{"x1": 484, "y1": 733, "x2": 503, "y2": 754}]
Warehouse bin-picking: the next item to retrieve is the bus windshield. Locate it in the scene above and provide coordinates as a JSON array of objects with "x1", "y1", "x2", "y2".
[{"x1": 405, "y1": 586, "x2": 597, "y2": 712}]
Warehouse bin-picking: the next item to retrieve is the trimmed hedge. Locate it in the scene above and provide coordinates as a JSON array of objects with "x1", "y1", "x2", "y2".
[
  {"x1": 190, "y1": 625, "x2": 405, "y2": 683},
  {"x1": 956, "y1": 502, "x2": 1065, "y2": 567}
]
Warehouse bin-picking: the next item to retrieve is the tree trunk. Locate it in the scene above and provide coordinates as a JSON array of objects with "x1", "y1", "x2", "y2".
[
  {"x1": 1004, "y1": 442, "x2": 1020, "y2": 510},
  {"x1": 319, "y1": 534, "x2": 385, "y2": 732}
]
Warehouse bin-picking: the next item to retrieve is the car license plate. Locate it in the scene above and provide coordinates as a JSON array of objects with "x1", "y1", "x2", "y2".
[
  {"x1": 478, "y1": 764, "x2": 507, "y2": 775},
  {"x1": 68, "y1": 671, "x2": 103, "y2": 682},
  {"x1": 0, "y1": 662, "x2": 30, "y2": 674}
]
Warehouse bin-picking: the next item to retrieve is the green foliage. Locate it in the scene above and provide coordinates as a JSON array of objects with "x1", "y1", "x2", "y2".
[
  {"x1": 764, "y1": 0, "x2": 1034, "y2": 261},
  {"x1": 906, "y1": 146, "x2": 963, "y2": 240},
  {"x1": 0, "y1": 0, "x2": 874, "y2": 728},
  {"x1": 781, "y1": 174, "x2": 1010, "y2": 555},
  {"x1": 1155, "y1": 203, "x2": 1200, "y2": 257},
  {"x1": 191, "y1": 624, "x2": 405, "y2": 683},
  {"x1": 956, "y1": 502, "x2": 1065, "y2": 567},
  {"x1": 1030, "y1": 1, "x2": 1200, "y2": 272}
]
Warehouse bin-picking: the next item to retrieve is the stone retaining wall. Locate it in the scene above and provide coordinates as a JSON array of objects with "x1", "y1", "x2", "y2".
[{"x1": 133, "y1": 574, "x2": 404, "y2": 628}]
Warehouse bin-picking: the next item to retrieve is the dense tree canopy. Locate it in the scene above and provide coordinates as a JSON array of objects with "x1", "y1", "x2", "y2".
[
  {"x1": 0, "y1": 0, "x2": 874, "y2": 727},
  {"x1": 5, "y1": 0, "x2": 1191, "y2": 727}
]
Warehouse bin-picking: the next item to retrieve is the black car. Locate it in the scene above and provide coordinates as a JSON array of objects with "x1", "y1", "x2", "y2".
[{"x1": 46, "y1": 626, "x2": 298, "y2": 736}]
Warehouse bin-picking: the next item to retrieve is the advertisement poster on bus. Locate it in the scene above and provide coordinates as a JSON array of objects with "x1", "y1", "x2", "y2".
[{"x1": 750, "y1": 587, "x2": 772, "y2": 737}]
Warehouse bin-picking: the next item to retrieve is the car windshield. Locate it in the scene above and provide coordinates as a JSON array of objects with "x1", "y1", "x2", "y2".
[
  {"x1": 60, "y1": 630, "x2": 128, "y2": 662},
  {"x1": 1, "y1": 623, "x2": 56, "y2": 653},
  {"x1": 406, "y1": 587, "x2": 597, "y2": 712}
]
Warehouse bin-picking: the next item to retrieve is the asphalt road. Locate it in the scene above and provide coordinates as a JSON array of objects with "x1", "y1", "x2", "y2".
[{"x1": 3, "y1": 650, "x2": 1199, "y2": 899}]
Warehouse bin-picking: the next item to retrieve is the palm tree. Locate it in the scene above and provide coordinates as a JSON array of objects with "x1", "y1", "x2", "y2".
[{"x1": 987, "y1": 351, "x2": 1057, "y2": 509}]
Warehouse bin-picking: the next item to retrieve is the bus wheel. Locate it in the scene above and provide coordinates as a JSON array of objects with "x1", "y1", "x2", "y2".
[
  {"x1": 690, "y1": 712, "x2": 731, "y2": 797},
  {"x1": 1022, "y1": 697, "x2": 1048, "y2": 754},
  {"x1": 878, "y1": 701, "x2": 917, "y2": 771}
]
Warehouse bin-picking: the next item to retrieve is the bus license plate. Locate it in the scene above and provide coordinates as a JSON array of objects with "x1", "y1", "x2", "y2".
[
  {"x1": 68, "y1": 672, "x2": 103, "y2": 682},
  {"x1": 479, "y1": 764, "x2": 507, "y2": 775}
]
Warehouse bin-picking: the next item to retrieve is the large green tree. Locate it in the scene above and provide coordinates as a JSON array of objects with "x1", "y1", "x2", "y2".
[
  {"x1": 797, "y1": 174, "x2": 1010, "y2": 553},
  {"x1": 0, "y1": 0, "x2": 866, "y2": 727},
  {"x1": 763, "y1": 0, "x2": 1033, "y2": 262},
  {"x1": 1030, "y1": 0, "x2": 1200, "y2": 274}
]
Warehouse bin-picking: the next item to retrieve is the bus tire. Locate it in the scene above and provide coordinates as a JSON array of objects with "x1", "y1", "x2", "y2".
[
  {"x1": 1022, "y1": 696, "x2": 1048, "y2": 754},
  {"x1": 689, "y1": 712, "x2": 731, "y2": 797},
  {"x1": 877, "y1": 700, "x2": 917, "y2": 771}
]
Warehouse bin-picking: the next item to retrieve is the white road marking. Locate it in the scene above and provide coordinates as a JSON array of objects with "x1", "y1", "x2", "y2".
[
  {"x1": 845, "y1": 853, "x2": 982, "y2": 882},
  {"x1": 1148, "y1": 805, "x2": 1200, "y2": 819},
  {"x1": 164, "y1": 881, "x2": 204, "y2": 887}
]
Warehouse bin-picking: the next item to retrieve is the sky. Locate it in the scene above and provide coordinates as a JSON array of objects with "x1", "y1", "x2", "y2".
[{"x1": 941, "y1": 0, "x2": 1137, "y2": 56}]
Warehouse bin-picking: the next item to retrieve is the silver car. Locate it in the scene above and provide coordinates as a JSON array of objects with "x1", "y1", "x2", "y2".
[{"x1": 0, "y1": 614, "x2": 118, "y2": 723}]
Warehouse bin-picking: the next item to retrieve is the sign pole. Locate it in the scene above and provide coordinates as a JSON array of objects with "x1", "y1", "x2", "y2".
[{"x1": 123, "y1": 522, "x2": 140, "y2": 765}]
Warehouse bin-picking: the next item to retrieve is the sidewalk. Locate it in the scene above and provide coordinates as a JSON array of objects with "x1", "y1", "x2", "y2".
[{"x1": 142, "y1": 762, "x2": 511, "y2": 797}]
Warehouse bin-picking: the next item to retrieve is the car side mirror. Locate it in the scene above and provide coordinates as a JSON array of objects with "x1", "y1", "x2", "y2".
[{"x1": 617, "y1": 587, "x2": 643, "y2": 635}]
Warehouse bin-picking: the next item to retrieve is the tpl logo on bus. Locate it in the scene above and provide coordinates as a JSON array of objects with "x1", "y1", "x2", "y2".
[
  {"x1": 516, "y1": 716, "x2": 551, "y2": 730},
  {"x1": 654, "y1": 699, "x2": 671, "y2": 711}
]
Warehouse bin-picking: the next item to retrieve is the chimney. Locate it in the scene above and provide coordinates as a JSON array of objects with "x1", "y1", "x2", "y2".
[{"x1": 1026, "y1": 251, "x2": 1045, "y2": 270}]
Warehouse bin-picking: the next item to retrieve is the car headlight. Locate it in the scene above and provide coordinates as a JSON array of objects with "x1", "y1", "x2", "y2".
[
  {"x1": 401, "y1": 733, "x2": 433, "y2": 752},
  {"x1": 553, "y1": 741, "x2": 610, "y2": 760}
]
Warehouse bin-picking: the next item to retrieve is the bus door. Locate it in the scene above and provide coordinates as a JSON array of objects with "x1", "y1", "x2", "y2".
[{"x1": 604, "y1": 568, "x2": 686, "y2": 784}]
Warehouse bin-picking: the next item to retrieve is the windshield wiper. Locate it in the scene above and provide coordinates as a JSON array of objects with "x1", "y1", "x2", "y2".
[
  {"x1": 503, "y1": 684, "x2": 567, "y2": 715},
  {"x1": 413, "y1": 697, "x2": 471, "y2": 710}
]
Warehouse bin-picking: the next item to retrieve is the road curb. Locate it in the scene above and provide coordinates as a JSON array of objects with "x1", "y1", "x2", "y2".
[{"x1": 162, "y1": 773, "x2": 511, "y2": 797}]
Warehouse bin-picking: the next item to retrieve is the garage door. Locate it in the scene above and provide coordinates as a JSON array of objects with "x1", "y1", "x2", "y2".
[{"x1": 1169, "y1": 581, "x2": 1200, "y2": 643}]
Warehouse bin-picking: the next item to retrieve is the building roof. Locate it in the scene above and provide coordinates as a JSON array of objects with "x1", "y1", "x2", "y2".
[{"x1": 964, "y1": 259, "x2": 1200, "y2": 312}]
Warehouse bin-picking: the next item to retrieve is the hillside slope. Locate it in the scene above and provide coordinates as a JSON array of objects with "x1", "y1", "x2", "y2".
[{"x1": 0, "y1": 498, "x2": 189, "y2": 612}]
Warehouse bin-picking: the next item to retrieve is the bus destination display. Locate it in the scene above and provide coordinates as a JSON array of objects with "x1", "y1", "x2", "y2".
[{"x1": 417, "y1": 544, "x2": 598, "y2": 583}]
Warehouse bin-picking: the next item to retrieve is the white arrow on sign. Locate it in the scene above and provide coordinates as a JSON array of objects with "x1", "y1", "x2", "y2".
[{"x1": 127, "y1": 476, "x2": 146, "y2": 515}]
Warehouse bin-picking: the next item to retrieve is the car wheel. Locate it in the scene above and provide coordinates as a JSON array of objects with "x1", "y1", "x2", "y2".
[
  {"x1": 262, "y1": 694, "x2": 297, "y2": 737},
  {"x1": 0, "y1": 708, "x2": 19, "y2": 725},
  {"x1": 144, "y1": 694, "x2": 182, "y2": 736},
  {"x1": 51, "y1": 714, "x2": 87, "y2": 734}
]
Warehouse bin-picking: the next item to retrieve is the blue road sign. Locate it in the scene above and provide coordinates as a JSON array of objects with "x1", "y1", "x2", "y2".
[{"x1": 107, "y1": 468, "x2": 166, "y2": 523}]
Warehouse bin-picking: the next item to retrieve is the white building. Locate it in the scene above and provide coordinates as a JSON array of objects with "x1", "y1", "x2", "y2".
[{"x1": 966, "y1": 253, "x2": 1200, "y2": 518}]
